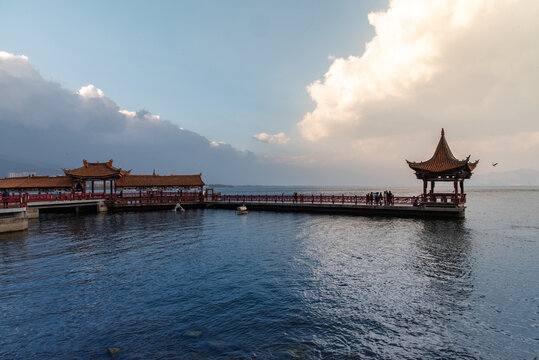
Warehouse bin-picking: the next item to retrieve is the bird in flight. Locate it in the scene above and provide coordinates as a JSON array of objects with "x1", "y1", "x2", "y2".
[{"x1": 492, "y1": 162, "x2": 498, "y2": 167}]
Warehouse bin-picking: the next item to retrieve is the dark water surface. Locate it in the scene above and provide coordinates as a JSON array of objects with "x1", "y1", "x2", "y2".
[{"x1": 1, "y1": 187, "x2": 538, "y2": 359}]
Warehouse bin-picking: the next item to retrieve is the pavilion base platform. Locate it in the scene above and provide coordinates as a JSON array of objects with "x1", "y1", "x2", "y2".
[
  {"x1": 0, "y1": 208, "x2": 28, "y2": 233},
  {"x1": 26, "y1": 207, "x2": 39, "y2": 219},
  {"x1": 205, "y1": 202, "x2": 465, "y2": 219}
]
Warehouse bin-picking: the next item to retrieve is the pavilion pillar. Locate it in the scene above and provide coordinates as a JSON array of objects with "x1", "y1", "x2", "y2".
[
  {"x1": 103, "y1": 180, "x2": 106, "y2": 197},
  {"x1": 430, "y1": 181, "x2": 435, "y2": 193},
  {"x1": 83, "y1": 181, "x2": 87, "y2": 194},
  {"x1": 91, "y1": 181, "x2": 94, "y2": 194},
  {"x1": 460, "y1": 180, "x2": 464, "y2": 195}
]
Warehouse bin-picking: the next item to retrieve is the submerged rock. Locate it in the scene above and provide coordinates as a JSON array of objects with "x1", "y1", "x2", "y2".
[
  {"x1": 185, "y1": 329, "x2": 203, "y2": 338},
  {"x1": 107, "y1": 347, "x2": 120, "y2": 355}
]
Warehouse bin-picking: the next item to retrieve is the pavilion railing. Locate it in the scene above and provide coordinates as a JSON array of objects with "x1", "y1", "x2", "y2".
[
  {"x1": 109, "y1": 194, "x2": 202, "y2": 206},
  {"x1": 1, "y1": 192, "x2": 204, "y2": 205},
  {"x1": 1, "y1": 195, "x2": 27, "y2": 209},
  {"x1": 421, "y1": 193, "x2": 466, "y2": 205}
]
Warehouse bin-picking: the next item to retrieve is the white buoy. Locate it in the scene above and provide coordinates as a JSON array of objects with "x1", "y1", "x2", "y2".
[{"x1": 174, "y1": 203, "x2": 185, "y2": 212}]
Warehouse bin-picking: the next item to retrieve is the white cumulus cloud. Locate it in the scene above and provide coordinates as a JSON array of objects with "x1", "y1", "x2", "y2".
[
  {"x1": 298, "y1": 0, "x2": 539, "y2": 142},
  {"x1": 77, "y1": 84, "x2": 106, "y2": 98},
  {"x1": 253, "y1": 132, "x2": 290, "y2": 144}
]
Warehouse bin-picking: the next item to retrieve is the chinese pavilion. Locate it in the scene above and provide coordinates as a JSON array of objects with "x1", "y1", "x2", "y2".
[
  {"x1": 63, "y1": 159, "x2": 130, "y2": 198},
  {"x1": 0, "y1": 159, "x2": 204, "y2": 198},
  {"x1": 407, "y1": 129, "x2": 478, "y2": 205}
]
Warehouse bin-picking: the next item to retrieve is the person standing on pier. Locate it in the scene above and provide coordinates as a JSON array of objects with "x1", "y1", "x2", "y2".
[{"x1": 2, "y1": 189, "x2": 9, "y2": 208}]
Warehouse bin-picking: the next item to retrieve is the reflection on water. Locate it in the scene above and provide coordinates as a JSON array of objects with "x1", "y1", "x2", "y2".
[
  {"x1": 0, "y1": 187, "x2": 538, "y2": 359},
  {"x1": 413, "y1": 220, "x2": 474, "y2": 310}
]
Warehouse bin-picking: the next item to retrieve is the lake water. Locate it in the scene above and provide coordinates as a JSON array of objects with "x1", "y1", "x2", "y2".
[{"x1": 1, "y1": 186, "x2": 538, "y2": 359}]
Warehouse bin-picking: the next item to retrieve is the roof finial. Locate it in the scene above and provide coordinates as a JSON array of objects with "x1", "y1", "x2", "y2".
[
  {"x1": 441, "y1": 128, "x2": 445, "y2": 137},
  {"x1": 153, "y1": 169, "x2": 156, "y2": 176}
]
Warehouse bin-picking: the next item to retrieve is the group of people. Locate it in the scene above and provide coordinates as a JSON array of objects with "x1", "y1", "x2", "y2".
[{"x1": 366, "y1": 190, "x2": 394, "y2": 206}]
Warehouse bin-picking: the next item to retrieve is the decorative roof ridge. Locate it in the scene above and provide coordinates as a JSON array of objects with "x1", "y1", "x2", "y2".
[
  {"x1": 407, "y1": 128, "x2": 459, "y2": 166},
  {"x1": 407, "y1": 129, "x2": 479, "y2": 174}
]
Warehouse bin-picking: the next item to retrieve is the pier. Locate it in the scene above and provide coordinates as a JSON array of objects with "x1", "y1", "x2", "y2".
[
  {"x1": 1, "y1": 191, "x2": 465, "y2": 220},
  {"x1": 0, "y1": 129, "x2": 478, "y2": 227},
  {"x1": 205, "y1": 193, "x2": 465, "y2": 218}
]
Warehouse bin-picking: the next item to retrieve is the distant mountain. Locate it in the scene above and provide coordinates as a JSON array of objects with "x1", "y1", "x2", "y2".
[
  {"x1": 471, "y1": 169, "x2": 539, "y2": 186},
  {"x1": 0, "y1": 157, "x2": 60, "y2": 178}
]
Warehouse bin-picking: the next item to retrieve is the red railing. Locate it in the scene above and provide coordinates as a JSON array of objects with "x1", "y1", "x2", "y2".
[
  {"x1": 2, "y1": 192, "x2": 203, "y2": 206},
  {"x1": 24, "y1": 193, "x2": 108, "y2": 202},
  {"x1": 110, "y1": 194, "x2": 202, "y2": 206},
  {"x1": 206, "y1": 193, "x2": 425, "y2": 206},
  {"x1": 1, "y1": 191, "x2": 467, "y2": 208},
  {"x1": 421, "y1": 193, "x2": 466, "y2": 205},
  {"x1": 1, "y1": 195, "x2": 27, "y2": 209}
]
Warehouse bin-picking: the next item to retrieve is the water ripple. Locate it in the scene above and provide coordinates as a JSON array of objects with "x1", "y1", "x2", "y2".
[{"x1": 0, "y1": 187, "x2": 538, "y2": 359}]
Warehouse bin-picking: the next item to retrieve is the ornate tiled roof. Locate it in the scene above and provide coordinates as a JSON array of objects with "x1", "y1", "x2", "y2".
[
  {"x1": 63, "y1": 159, "x2": 130, "y2": 179},
  {"x1": 116, "y1": 174, "x2": 204, "y2": 188},
  {"x1": 0, "y1": 176, "x2": 73, "y2": 190},
  {"x1": 407, "y1": 129, "x2": 478, "y2": 174}
]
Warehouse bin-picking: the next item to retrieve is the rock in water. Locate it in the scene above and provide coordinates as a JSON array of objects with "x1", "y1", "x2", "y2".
[
  {"x1": 185, "y1": 329, "x2": 203, "y2": 338},
  {"x1": 107, "y1": 347, "x2": 120, "y2": 355}
]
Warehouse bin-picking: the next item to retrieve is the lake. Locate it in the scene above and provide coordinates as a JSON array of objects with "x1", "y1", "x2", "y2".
[{"x1": 1, "y1": 186, "x2": 538, "y2": 359}]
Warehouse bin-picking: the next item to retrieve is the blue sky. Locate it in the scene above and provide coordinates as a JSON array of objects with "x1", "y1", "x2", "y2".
[
  {"x1": 1, "y1": 0, "x2": 384, "y2": 151},
  {"x1": 1, "y1": 0, "x2": 538, "y2": 185}
]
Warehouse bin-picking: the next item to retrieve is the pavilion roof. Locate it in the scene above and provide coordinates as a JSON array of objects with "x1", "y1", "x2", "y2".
[
  {"x1": 115, "y1": 173, "x2": 204, "y2": 188},
  {"x1": 0, "y1": 176, "x2": 73, "y2": 190},
  {"x1": 63, "y1": 159, "x2": 130, "y2": 179},
  {"x1": 406, "y1": 129, "x2": 478, "y2": 174}
]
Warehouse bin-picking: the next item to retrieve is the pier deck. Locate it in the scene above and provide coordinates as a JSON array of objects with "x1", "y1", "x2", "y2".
[
  {"x1": 2, "y1": 192, "x2": 465, "y2": 219},
  {"x1": 205, "y1": 201, "x2": 465, "y2": 219},
  {"x1": 205, "y1": 194, "x2": 465, "y2": 219}
]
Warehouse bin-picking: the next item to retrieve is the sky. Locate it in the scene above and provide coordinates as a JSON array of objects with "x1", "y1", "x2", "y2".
[{"x1": 0, "y1": 0, "x2": 538, "y2": 185}]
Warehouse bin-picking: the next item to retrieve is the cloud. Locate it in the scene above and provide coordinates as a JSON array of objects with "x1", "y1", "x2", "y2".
[
  {"x1": 0, "y1": 51, "x2": 276, "y2": 184},
  {"x1": 298, "y1": 0, "x2": 539, "y2": 143},
  {"x1": 210, "y1": 141, "x2": 227, "y2": 147},
  {"x1": 0, "y1": 51, "x2": 358, "y2": 185},
  {"x1": 77, "y1": 84, "x2": 105, "y2": 98},
  {"x1": 253, "y1": 132, "x2": 290, "y2": 144},
  {"x1": 0, "y1": 51, "x2": 38, "y2": 79}
]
